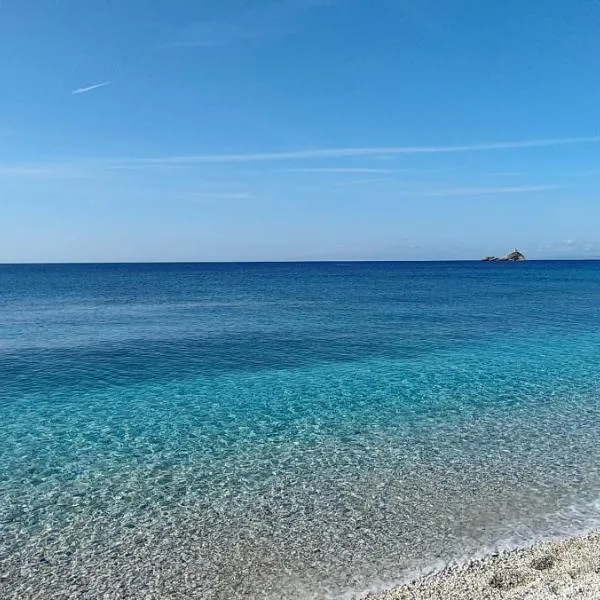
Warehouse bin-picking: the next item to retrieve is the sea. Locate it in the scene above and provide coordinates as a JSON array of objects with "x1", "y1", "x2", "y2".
[{"x1": 2, "y1": 261, "x2": 600, "y2": 599}]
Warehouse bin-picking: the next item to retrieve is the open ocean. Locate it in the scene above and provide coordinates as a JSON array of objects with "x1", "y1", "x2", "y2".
[{"x1": 2, "y1": 261, "x2": 600, "y2": 599}]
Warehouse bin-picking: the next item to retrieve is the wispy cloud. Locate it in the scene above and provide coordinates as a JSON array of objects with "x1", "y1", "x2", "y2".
[
  {"x1": 332, "y1": 177, "x2": 396, "y2": 187},
  {"x1": 413, "y1": 185, "x2": 562, "y2": 197},
  {"x1": 72, "y1": 81, "x2": 111, "y2": 95},
  {"x1": 286, "y1": 167, "x2": 396, "y2": 174},
  {"x1": 122, "y1": 136, "x2": 600, "y2": 165},
  {"x1": 189, "y1": 192, "x2": 254, "y2": 201},
  {"x1": 0, "y1": 164, "x2": 89, "y2": 179},
  {"x1": 171, "y1": 0, "x2": 334, "y2": 48},
  {"x1": 538, "y1": 239, "x2": 600, "y2": 258}
]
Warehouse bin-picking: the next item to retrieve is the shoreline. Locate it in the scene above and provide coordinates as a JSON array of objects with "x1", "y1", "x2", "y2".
[{"x1": 365, "y1": 531, "x2": 600, "y2": 599}]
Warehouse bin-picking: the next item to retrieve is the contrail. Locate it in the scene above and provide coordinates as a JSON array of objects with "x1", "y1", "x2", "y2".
[{"x1": 72, "y1": 81, "x2": 111, "y2": 95}]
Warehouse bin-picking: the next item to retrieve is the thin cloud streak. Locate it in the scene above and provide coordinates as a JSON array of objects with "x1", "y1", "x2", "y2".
[
  {"x1": 332, "y1": 177, "x2": 396, "y2": 187},
  {"x1": 0, "y1": 164, "x2": 90, "y2": 179},
  {"x1": 414, "y1": 185, "x2": 562, "y2": 197},
  {"x1": 124, "y1": 136, "x2": 600, "y2": 165},
  {"x1": 190, "y1": 192, "x2": 254, "y2": 200},
  {"x1": 286, "y1": 167, "x2": 395, "y2": 173},
  {"x1": 72, "y1": 81, "x2": 111, "y2": 95}
]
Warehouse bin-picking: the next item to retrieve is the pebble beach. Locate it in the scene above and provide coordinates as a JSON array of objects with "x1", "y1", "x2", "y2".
[{"x1": 369, "y1": 532, "x2": 600, "y2": 600}]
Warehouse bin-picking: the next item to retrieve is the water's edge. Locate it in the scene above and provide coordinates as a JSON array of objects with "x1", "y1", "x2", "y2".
[{"x1": 366, "y1": 527, "x2": 600, "y2": 600}]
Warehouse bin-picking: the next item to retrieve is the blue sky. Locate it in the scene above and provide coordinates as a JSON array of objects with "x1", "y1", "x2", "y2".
[{"x1": 1, "y1": 0, "x2": 600, "y2": 262}]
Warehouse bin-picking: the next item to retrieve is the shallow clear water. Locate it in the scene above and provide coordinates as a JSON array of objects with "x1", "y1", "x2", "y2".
[{"x1": 2, "y1": 261, "x2": 600, "y2": 599}]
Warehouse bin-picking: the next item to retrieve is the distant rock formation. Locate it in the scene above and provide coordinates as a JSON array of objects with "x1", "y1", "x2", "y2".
[{"x1": 482, "y1": 249, "x2": 526, "y2": 262}]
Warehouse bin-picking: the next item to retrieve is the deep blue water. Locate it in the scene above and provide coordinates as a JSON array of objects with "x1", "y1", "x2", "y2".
[{"x1": 2, "y1": 261, "x2": 600, "y2": 599}]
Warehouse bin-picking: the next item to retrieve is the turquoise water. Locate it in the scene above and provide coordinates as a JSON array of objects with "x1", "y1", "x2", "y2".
[{"x1": 2, "y1": 261, "x2": 600, "y2": 599}]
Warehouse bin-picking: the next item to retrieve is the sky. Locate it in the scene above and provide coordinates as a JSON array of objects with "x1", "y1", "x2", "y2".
[{"x1": 1, "y1": 0, "x2": 600, "y2": 262}]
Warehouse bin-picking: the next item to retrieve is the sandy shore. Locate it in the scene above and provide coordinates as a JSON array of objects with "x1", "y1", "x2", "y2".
[{"x1": 366, "y1": 532, "x2": 600, "y2": 599}]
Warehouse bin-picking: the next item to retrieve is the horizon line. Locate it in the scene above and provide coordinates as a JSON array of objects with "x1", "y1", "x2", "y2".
[{"x1": 2, "y1": 258, "x2": 599, "y2": 266}]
